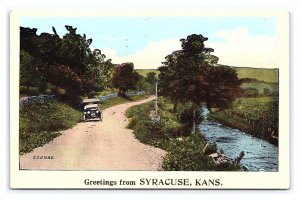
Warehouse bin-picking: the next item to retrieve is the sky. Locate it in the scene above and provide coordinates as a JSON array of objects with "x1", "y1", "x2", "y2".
[{"x1": 21, "y1": 16, "x2": 278, "y2": 69}]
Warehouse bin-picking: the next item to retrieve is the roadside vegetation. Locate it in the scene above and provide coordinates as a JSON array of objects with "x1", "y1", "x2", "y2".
[
  {"x1": 19, "y1": 100, "x2": 82, "y2": 154},
  {"x1": 126, "y1": 97, "x2": 243, "y2": 171}
]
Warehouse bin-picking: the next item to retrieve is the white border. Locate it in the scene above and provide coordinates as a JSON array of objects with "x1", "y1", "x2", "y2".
[{"x1": 9, "y1": 10, "x2": 289, "y2": 189}]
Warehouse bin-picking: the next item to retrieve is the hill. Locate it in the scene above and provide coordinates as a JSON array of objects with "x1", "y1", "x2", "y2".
[
  {"x1": 135, "y1": 69, "x2": 159, "y2": 77},
  {"x1": 235, "y1": 67, "x2": 279, "y2": 83}
]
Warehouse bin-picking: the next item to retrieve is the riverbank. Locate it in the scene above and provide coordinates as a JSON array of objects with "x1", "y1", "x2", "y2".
[
  {"x1": 125, "y1": 97, "x2": 242, "y2": 171},
  {"x1": 208, "y1": 97, "x2": 278, "y2": 145},
  {"x1": 19, "y1": 95, "x2": 150, "y2": 154}
]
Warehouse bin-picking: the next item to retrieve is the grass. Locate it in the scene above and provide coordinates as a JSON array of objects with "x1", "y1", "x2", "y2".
[
  {"x1": 19, "y1": 100, "x2": 82, "y2": 154},
  {"x1": 209, "y1": 97, "x2": 279, "y2": 144},
  {"x1": 126, "y1": 97, "x2": 242, "y2": 171},
  {"x1": 235, "y1": 67, "x2": 279, "y2": 83}
]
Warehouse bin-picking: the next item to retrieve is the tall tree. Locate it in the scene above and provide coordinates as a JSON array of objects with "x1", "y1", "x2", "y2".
[
  {"x1": 158, "y1": 34, "x2": 241, "y2": 134},
  {"x1": 112, "y1": 62, "x2": 139, "y2": 97}
]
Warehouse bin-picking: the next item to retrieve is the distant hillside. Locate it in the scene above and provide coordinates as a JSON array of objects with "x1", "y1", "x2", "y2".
[
  {"x1": 235, "y1": 67, "x2": 279, "y2": 83},
  {"x1": 135, "y1": 67, "x2": 279, "y2": 83},
  {"x1": 135, "y1": 69, "x2": 159, "y2": 77}
]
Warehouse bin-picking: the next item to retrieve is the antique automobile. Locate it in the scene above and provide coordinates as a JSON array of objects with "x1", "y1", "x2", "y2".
[{"x1": 82, "y1": 98, "x2": 103, "y2": 122}]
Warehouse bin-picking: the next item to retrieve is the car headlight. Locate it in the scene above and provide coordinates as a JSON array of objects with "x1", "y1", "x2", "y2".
[
  {"x1": 96, "y1": 110, "x2": 99, "y2": 113},
  {"x1": 87, "y1": 111, "x2": 90, "y2": 114}
]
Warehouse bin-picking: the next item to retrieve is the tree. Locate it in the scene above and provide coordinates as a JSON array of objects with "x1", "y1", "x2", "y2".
[
  {"x1": 158, "y1": 34, "x2": 241, "y2": 134},
  {"x1": 20, "y1": 26, "x2": 112, "y2": 104},
  {"x1": 145, "y1": 72, "x2": 158, "y2": 94},
  {"x1": 112, "y1": 63, "x2": 139, "y2": 97},
  {"x1": 203, "y1": 65, "x2": 242, "y2": 112},
  {"x1": 145, "y1": 72, "x2": 158, "y2": 85}
]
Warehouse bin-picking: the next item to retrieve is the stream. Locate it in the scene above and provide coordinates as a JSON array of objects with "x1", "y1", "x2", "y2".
[{"x1": 199, "y1": 107, "x2": 278, "y2": 171}]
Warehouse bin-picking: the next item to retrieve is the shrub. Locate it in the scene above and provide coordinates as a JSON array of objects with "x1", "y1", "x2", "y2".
[
  {"x1": 163, "y1": 133, "x2": 241, "y2": 171},
  {"x1": 162, "y1": 134, "x2": 216, "y2": 171}
]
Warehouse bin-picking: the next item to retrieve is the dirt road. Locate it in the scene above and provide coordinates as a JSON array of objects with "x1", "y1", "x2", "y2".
[{"x1": 20, "y1": 96, "x2": 166, "y2": 170}]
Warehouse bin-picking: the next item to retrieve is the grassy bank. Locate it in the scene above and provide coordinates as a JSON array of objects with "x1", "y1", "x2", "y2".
[
  {"x1": 19, "y1": 100, "x2": 82, "y2": 154},
  {"x1": 126, "y1": 97, "x2": 242, "y2": 171},
  {"x1": 209, "y1": 97, "x2": 279, "y2": 145},
  {"x1": 20, "y1": 95, "x2": 150, "y2": 155}
]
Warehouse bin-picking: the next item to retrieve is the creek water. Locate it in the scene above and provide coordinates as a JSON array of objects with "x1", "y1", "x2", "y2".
[{"x1": 199, "y1": 107, "x2": 278, "y2": 171}]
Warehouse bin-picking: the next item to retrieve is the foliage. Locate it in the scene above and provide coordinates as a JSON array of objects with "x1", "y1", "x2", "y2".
[
  {"x1": 158, "y1": 34, "x2": 241, "y2": 112},
  {"x1": 112, "y1": 62, "x2": 139, "y2": 97},
  {"x1": 20, "y1": 100, "x2": 82, "y2": 135},
  {"x1": 20, "y1": 26, "x2": 114, "y2": 103},
  {"x1": 162, "y1": 134, "x2": 241, "y2": 171},
  {"x1": 126, "y1": 99, "x2": 184, "y2": 149},
  {"x1": 20, "y1": 50, "x2": 49, "y2": 95},
  {"x1": 158, "y1": 34, "x2": 241, "y2": 134}
]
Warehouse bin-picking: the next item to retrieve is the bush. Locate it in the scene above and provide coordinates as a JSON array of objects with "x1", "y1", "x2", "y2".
[
  {"x1": 162, "y1": 134, "x2": 215, "y2": 171},
  {"x1": 126, "y1": 99, "x2": 185, "y2": 149},
  {"x1": 163, "y1": 133, "x2": 241, "y2": 171}
]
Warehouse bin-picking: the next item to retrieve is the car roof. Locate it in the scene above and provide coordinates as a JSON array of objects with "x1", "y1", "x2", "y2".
[
  {"x1": 82, "y1": 98, "x2": 100, "y2": 104},
  {"x1": 85, "y1": 104, "x2": 99, "y2": 109}
]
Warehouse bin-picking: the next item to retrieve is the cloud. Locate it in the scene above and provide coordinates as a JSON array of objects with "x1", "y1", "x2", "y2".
[
  {"x1": 102, "y1": 38, "x2": 181, "y2": 69},
  {"x1": 207, "y1": 28, "x2": 278, "y2": 68},
  {"x1": 102, "y1": 28, "x2": 278, "y2": 69}
]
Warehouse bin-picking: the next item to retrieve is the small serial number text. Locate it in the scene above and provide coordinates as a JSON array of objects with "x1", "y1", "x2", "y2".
[{"x1": 33, "y1": 155, "x2": 54, "y2": 159}]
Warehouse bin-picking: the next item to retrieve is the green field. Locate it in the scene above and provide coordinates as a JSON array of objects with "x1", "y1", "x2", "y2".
[{"x1": 235, "y1": 67, "x2": 279, "y2": 83}]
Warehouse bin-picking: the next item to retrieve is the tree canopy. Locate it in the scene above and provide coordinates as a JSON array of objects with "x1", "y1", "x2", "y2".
[
  {"x1": 111, "y1": 62, "x2": 139, "y2": 97},
  {"x1": 158, "y1": 34, "x2": 241, "y2": 133},
  {"x1": 20, "y1": 26, "x2": 114, "y2": 103}
]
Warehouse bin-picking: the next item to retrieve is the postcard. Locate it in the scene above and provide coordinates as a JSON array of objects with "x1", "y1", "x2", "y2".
[{"x1": 10, "y1": 10, "x2": 290, "y2": 189}]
